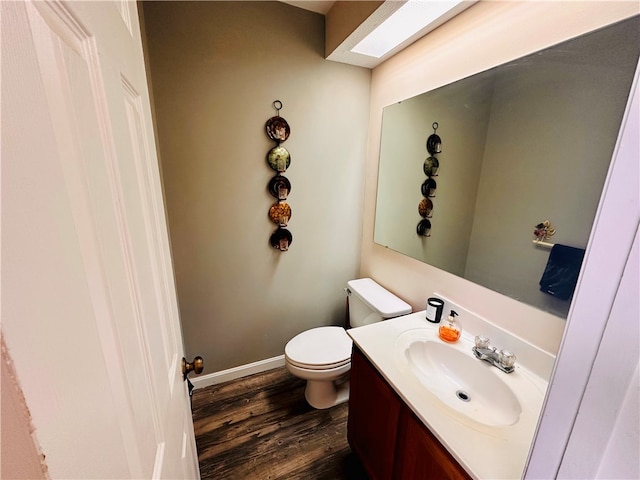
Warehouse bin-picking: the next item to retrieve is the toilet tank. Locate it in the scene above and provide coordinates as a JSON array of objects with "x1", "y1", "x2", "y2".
[{"x1": 347, "y1": 278, "x2": 412, "y2": 327}]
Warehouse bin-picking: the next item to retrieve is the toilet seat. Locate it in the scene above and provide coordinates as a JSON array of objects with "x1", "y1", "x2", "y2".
[
  {"x1": 286, "y1": 357, "x2": 351, "y2": 371},
  {"x1": 285, "y1": 326, "x2": 352, "y2": 371}
]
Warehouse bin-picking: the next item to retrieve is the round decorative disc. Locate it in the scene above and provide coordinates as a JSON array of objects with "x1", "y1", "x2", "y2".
[
  {"x1": 417, "y1": 219, "x2": 432, "y2": 237},
  {"x1": 267, "y1": 175, "x2": 291, "y2": 200},
  {"x1": 269, "y1": 202, "x2": 292, "y2": 226},
  {"x1": 265, "y1": 116, "x2": 290, "y2": 143},
  {"x1": 270, "y1": 228, "x2": 293, "y2": 251},
  {"x1": 418, "y1": 198, "x2": 433, "y2": 218},
  {"x1": 426, "y1": 133, "x2": 442, "y2": 155},
  {"x1": 267, "y1": 146, "x2": 291, "y2": 172},
  {"x1": 423, "y1": 156, "x2": 440, "y2": 177},
  {"x1": 421, "y1": 178, "x2": 437, "y2": 198}
]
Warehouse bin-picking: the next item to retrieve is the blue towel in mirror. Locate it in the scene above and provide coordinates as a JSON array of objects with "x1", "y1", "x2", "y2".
[{"x1": 539, "y1": 244, "x2": 585, "y2": 301}]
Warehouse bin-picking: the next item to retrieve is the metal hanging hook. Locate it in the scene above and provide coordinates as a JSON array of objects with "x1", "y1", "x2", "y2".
[
  {"x1": 273, "y1": 100, "x2": 283, "y2": 116},
  {"x1": 432, "y1": 122, "x2": 439, "y2": 133}
]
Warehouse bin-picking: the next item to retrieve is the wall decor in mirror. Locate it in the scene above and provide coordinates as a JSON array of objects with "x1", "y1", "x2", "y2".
[
  {"x1": 417, "y1": 122, "x2": 441, "y2": 237},
  {"x1": 374, "y1": 17, "x2": 640, "y2": 318}
]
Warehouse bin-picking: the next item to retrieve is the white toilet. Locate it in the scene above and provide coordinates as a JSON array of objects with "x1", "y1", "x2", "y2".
[{"x1": 284, "y1": 278, "x2": 411, "y2": 409}]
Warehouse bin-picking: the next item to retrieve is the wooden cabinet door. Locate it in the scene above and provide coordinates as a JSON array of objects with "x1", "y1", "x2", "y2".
[
  {"x1": 348, "y1": 347, "x2": 401, "y2": 480},
  {"x1": 393, "y1": 406, "x2": 472, "y2": 480}
]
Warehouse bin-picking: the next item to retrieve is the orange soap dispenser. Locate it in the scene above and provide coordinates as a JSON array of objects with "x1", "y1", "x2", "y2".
[{"x1": 439, "y1": 310, "x2": 461, "y2": 343}]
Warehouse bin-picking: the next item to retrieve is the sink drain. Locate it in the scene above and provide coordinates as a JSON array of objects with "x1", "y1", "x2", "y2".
[{"x1": 456, "y1": 390, "x2": 471, "y2": 402}]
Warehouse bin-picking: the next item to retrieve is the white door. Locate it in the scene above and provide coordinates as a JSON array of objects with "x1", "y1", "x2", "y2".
[{"x1": 1, "y1": 1, "x2": 199, "y2": 478}]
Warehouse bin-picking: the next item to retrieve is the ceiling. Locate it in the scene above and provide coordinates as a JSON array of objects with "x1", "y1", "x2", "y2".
[
  {"x1": 279, "y1": 0, "x2": 478, "y2": 69},
  {"x1": 280, "y1": 1, "x2": 335, "y2": 15}
]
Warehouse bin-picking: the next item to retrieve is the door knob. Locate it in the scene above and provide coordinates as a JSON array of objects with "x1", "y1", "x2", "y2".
[{"x1": 182, "y1": 356, "x2": 204, "y2": 376}]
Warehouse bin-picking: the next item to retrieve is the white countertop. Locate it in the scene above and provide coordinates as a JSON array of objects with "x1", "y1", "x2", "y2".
[{"x1": 348, "y1": 311, "x2": 550, "y2": 480}]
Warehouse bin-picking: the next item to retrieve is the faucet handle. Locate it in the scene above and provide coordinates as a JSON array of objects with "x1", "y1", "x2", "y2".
[
  {"x1": 499, "y1": 350, "x2": 517, "y2": 368},
  {"x1": 474, "y1": 335, "x2": 490, "y2": 349}
]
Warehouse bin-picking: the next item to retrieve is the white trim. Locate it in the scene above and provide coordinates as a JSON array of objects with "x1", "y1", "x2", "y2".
[
  {"x1": 152, "y1": 441, "x2": 165, "y2": 480},
  {"x1": 560, "y1": 226, "x2": 639, "y2": 478},
  {"x1": 190, "y1": 355, "x2": 286, "y2": 390}
]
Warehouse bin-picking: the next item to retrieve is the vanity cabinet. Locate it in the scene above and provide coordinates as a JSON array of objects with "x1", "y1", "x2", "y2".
[
  {"x1": 347, "y1": 344, "x2": 401, "y2": 479},
  {"x1": 348, "y1": 346, "x2": 471, "y2": 480}
]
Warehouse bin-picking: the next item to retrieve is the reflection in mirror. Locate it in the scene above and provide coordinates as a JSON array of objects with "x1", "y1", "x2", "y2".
[{"x1": 374, "y1": 18, "x2": 640, "y2": 318}]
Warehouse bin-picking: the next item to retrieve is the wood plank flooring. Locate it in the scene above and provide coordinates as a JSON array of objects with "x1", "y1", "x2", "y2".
[{"x1": 192, "y1": 367, "x2": 369, "y2": 480}]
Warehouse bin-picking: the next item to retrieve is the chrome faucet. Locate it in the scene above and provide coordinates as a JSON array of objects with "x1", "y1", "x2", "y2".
[{"x1": 472, "y1": 336, "x2": 516, "y2": 374}]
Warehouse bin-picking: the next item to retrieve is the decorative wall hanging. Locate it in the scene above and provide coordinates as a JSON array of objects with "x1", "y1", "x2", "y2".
[
  {"x1": 532, "y1": 220, "x2": 556, "y2": 248},
  {"x1": 418, "y1": 122, "x2": 441, "y2": 236},
  {"x1": 265, "y1": 100, "x2": 293, "y2": 251}
]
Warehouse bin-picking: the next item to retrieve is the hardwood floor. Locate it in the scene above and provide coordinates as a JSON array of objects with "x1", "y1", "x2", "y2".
[{"x1": 192, "y1": 367, "x2": 368, "y2": 480}]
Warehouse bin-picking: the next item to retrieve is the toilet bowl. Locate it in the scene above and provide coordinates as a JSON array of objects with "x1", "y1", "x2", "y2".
[{"x1": 284, "y1": 278, "x2": 411, "y2": 409}]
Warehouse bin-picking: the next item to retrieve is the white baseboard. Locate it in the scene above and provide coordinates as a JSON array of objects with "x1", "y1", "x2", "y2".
[{"x1": 190, "y1": 355, "x2": 286, "y2": 390}]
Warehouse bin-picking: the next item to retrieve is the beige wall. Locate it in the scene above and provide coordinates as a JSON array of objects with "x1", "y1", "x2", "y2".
[
  {"x1": 141, "y1": 1, "x2": 371, "y2": 371},
  {"x1": 362, "y1": 1, "x2": 639, "y2": 355}
]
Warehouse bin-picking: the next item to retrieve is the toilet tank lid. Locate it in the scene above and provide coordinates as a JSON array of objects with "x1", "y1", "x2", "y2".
[{"x1": 347, "y1": 278, "x2": 412, "y2": 318}]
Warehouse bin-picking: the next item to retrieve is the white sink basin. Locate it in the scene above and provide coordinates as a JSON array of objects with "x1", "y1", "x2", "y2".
[{"x1": 396, "y1": 333, "x2": 522, "y2": 427}]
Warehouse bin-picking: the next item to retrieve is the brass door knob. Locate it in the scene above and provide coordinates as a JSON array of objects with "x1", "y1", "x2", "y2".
[{"x1": 182, "y1": 356, "x2": 204, "y2": 376}]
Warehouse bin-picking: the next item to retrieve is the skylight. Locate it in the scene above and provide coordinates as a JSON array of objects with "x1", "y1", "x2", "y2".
[{"x1": 351, "y1": 0, "x2": 466, "y2": 58}]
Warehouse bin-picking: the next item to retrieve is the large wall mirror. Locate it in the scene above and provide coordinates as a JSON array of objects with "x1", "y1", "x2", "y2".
[{"x1": 374, "y1": 17, "x2": 639, "y2": 318}]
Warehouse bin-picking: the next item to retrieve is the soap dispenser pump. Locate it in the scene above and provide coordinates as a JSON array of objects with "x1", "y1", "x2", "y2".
[{"x1": 439, "y1": 310, "x2": 461, "y2": 343}]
